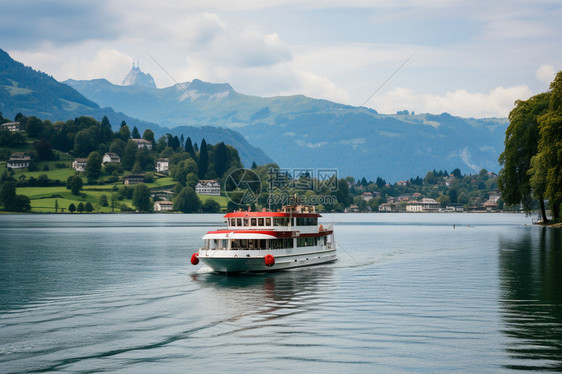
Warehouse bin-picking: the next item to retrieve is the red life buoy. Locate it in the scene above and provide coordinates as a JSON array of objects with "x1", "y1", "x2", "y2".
[
  {"x1": 264, "y1": 254, "x2": 275, "y2": 267},
  {"x1": 191, "y1": 253, "x2": 199, "y2": 265}
]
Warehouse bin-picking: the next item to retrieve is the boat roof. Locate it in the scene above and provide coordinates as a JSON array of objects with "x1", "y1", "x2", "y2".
[
  {"x1": 224, "y1": 204, "x2": 321, "y2": 218},
  {"x1": 224, "y1": 211, "x2": 320, "y2": 218}
]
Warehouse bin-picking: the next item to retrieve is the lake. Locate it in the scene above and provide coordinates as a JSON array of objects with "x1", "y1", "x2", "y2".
[{"x1": 1, "y1": 213, "x2": 561, "y2": 373}]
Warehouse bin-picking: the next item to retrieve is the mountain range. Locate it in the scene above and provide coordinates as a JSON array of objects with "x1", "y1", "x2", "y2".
[
  {"x1": 0, "y1": 49, "x2": 271, "y2": 167},
  {"x1": 1, "y1": 47, "x2": 509, "y2": 181},
  {"x1": 65, "y1": 74, "x2": 509, "y2": 181}
]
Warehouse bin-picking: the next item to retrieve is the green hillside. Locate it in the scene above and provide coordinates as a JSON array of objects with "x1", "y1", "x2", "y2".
[{"x1": 0, "y1": 113, "x2": 238, "y2": 213}]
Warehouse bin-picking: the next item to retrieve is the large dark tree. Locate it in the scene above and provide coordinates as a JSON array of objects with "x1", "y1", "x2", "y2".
[
  {"x1": 198, "y1": 138, "x2": 209, "y2": 179},
  {"x1": 74, "y1": 129, "x2": 96, "y2": 157},
  {"x1": 70, "y1": 175, "x2": 83, "y2": 195},
  {"x1": 26, "y1": 117, "x2": 44, "y2": 138},
  {"x1": 1, "y1": 181, "x2": 31, "y2": 211},
  {"x1": 498, "y1": 93, "x2": 549, "y2": 221},
  {"x1": 34, "y1": 138, "x2": 53, "y2": 160},
  {"x1": 213, "y1": 142, "x2": 230, "y2": 177},
  {"x1": 132, "y1": 183, "x2": 152, "y2": 212},
  {"x1": 185, "y1": 137, "x2": 195, "y2": 158},
  {"x1": 119, "y1": 122, "x2": 131, "y2": 141},
  {"x1": 100, "y1": 116, "x2": 113, "y2": 144},
  {"x1": 173, "y1": 186, "x2": 201, "y2": 213},
  {"x1": 122, "y1": 140, "x2": 138, "y2": 170},
  {"x1": 86, "y1": 151, "x2": 102, "y2": 181},
  {"x1": 0, "y1": 181, "x2": 16, "y2": 210},
  {"x1": 533, "y1": 72, "x2": 562, "y2": 219},
  {"x1": 142, "y1": 129, "x2": 155, "y2": 144},
  {"x1": 131, "y1": 126, "x2": 140, "y2": 139}
]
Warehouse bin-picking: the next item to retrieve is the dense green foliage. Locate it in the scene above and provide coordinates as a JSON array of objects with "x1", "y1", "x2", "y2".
[
  {"x1": 0, "y1": 110, "x2": 246, "y2": 213},
  {"x1": 499, "y1": 71, "x2": 562, "y2": 221},
  {"x1": 174, "y1": 186, "x2": 201, "y2": 213},
  {"x1": 132, "y1": 184, "x2": 152, "y2": 212}
]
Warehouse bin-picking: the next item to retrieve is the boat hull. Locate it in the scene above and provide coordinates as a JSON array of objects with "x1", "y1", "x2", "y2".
[{"x1": 198, "y1": 247, "x2": 337, "y2": 273}]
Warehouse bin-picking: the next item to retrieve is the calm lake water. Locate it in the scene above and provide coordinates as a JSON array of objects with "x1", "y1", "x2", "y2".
[{"x1": 1, "y1": 213, "x2": 561, "y2": 373}]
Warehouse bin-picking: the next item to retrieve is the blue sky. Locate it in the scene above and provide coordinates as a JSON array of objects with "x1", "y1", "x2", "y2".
[{"x1": 1, "y1": 0, "x2": 560, "y2": 118}]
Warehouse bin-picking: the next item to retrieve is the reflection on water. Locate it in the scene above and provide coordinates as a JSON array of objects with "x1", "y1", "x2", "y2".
[
  {"x1": 2, "y1": 213, "x2": 562, "y2": 373},
  {"x1": 499, "y1": 228, "x2": 562, "y2": 372},
  {"x1": 191, "y1": 266, "x2": 335, "y2": 318}
]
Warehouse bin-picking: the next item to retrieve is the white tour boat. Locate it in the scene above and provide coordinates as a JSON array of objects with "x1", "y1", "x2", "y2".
[{"x1": 191, "y1": 204, "x2": 336, "y2": 273}]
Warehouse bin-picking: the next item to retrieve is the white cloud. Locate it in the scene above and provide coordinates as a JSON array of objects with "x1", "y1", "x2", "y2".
[
  {"x1": 4, "y1": 0, "x2": 562, "y2": 119},
  {"x1": 536, "y1": 64, "x2": 556, "y2": 84},
  {"x1": 12, "y1": 47, "x2": 132, "y2": 85},
  {"x1": 373, "y1": 85, "x2": 533, "y2": 118}
]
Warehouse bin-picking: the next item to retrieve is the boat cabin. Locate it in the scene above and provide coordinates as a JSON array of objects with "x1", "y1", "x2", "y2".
[{"x1": 202, "y1": 205, "x2": 333, "y2": 252}]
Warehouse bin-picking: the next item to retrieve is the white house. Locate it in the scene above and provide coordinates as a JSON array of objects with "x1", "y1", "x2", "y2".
[
  {"x1": 406, "y1": 198, "x2": 440, "y2": 212},
  {"x1": 1, "y1": 121, "x2": 23, "y2": 132},
  {"x1": 103, "y1": 152, "x2": 121, "y2": 164},
  {"x1": 7, "y1": 152, "x2": 31, "y2": 169},
  {"x1": 131, "y1": 138, "x2": 152, "y2": 150},
  {"x1": 123, "y1": 174, "x2": 145, "y2": 185},
  {"x1": 378, "y1": 203, "x2": 394, "y2": 212},
  {"x1": 155, "y1": 158, "x2": 169, "y2": 173},
  {"x1": 72, "y1": 158, "x2": 87, "y2": 172},
  {"x1": 154, "y1": 200, "x2": 174, "y2": 212},
  {"x1": 195, "y1": 180, "x2": 221, "y2": 196}
]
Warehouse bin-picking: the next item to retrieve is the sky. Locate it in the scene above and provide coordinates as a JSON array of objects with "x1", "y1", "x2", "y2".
[{"x1": 1, "y1": 0, "x2": 561, "y2": 118}]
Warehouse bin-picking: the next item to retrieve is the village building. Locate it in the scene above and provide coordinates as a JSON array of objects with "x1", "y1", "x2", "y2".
[
  {"x1": 195, "y1": 180, "x2": 221, "y2": 196},
  {"x1": 102, "y1": 152, "x2": 121, "y2": 164},
  {"x1": 406, "y1": 198, "x2": 440, "y2": 212},
  {"x1": 72, "y1": 158, "x2": 87, "y2": 172},
  {"x1": 1, "y1": 121, "x2": 23, "y2": 132},
  {"x1": 123, "y1": 174, "x2": 145, "y2": 185},
  {"x1": 154, "y1": 200, "x2": 174, "y2": 212},
  {"x1": 151, "y1": 190, "x2": 174, "y2": 200},
  {"x1": 346, "y1": 204, "x2": 360, "y2": 213},
  {"x1": 7, "y1": 152, "x2": 31, "y2": 169},
  {"x1": 361, "y1": 192, "x2": 373, "y2": 201},
  {"x1": 378, "y1": 202, "x2": 395, "y2": 212},
  {"x1": 131, "y1": 138, "x2": 152, "y2": 150},
  {"x1": 155, "y1": 158, "x2": 169, "y2": 173}
]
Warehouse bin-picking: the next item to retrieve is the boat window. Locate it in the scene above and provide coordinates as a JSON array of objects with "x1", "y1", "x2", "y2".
[
  {"x1": 236, "y1": 218, "x2": 242, "y2": 226},
  {"x1": 258, "y1": 218, "x2": 264, "y2": 226},
  {"x1": 251, "y1": 218, "x2": 257, "y2": 226},
  {"x1": 243, "y1": 218, "x2": 249, "y2": 226},
  {"x1": 273, "y1": 217, "x2": 290, "y2": 227},
  {"x1": 297, "y1": 237, "x2": 316, "y2": 247},
  {"x1": 266, "y1": 218, "x2": 271, "y2": 226},
  {"x1": 269, "y1": 238, "x2": 293, "y2": 249},
  {"x1": 296, "y1": 217, "x2": 318, "y2": 226}
]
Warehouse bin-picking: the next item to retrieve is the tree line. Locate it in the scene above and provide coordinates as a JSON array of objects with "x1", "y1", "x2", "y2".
[{"x1": 498, "y1": 71, "x2": 562, "y2": 222}]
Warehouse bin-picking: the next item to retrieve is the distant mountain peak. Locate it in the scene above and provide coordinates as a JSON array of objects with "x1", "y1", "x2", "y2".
[{"x1": 122, "y1": 61, "x2": 156, "y2": 88}]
